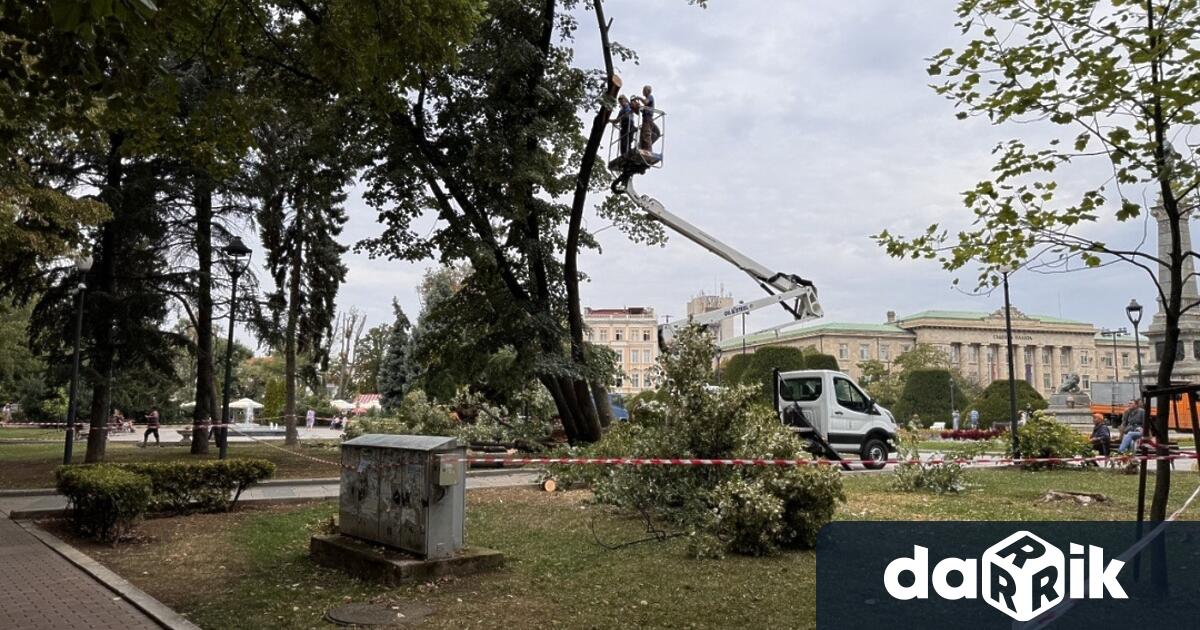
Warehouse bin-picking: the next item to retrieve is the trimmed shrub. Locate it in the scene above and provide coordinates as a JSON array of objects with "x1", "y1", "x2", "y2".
[
  {"x1": 971, "y1": 379, "x2": 1047, "y2": 428},
  {"x1": 803, "y1": 352, "x2": 840, "y2": 371},
  {"x1": 720, "y1": 353, "x2": 754, "y2": 386},
  {"x1": 1014, "y1": 410, "x2": 1091, "y2": 467},
  {"x1": 893, "y1": 369, "x2": 969, "y2": 427},
  {"x1": 117, "y1": 459, "x2": 275, "y2": 513},
  {"x1": 891, "y1": 426, "x2": 968, "y2": 494},
  {"x1": 739, "y1": 346, "x2": 807, "y2": 401},
  {"x1": 56, "y1": 466, "x2": 152, "y2": 542}
]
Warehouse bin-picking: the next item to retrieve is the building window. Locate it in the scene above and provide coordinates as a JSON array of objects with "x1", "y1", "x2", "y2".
[
  {"x1": 859, "y1": 344, "x2": 870, "y2": 360},
  {"x1": 615, "y1": 375, "x2": 623, "y2": 388},
  {"x1": 901, "y1": 344, "x2": 912, "y2": 353},
  {"x1": 1043, "y1": 374, "x2": 1051, "y2": 389},
  {"x1": 1121, "y1": 352, "x2": 1130, "y2": 368},
  {"x1": 616, "y1": 349, "x2": 624, "y2": 363},
  {"x1": 880, "y1": 344, "x2": 890, "y2": 361},
  {"x1": 1080, "y1": 350, "x2": 1090, "y2": 366},
  {"x1": 1101, "y1": 352, "x2": 1113, "y2": 368},
  {"x1": 599, "y1": 329, "x2": 608, "y2": 342},
  {"x1": 585, "y1": 330, "x2": 593, "y2": 341},
  {"x1": 643, "y1": 329, "x2": 652, "y2": 342},
  {"x1": 631, "y1": 349, "x2": 639, "y2": 364},
  {"x1": 1024, "y1": 347, "x2": 1034, "y2": 365},
  {"x1": 631, "y1": 373, "x2": 640, "y2": 388},
  {"x1": 1061, "y1": 348, "x2": 1071, "y2": 367},
  {"x1": 1043, "y1": 348, "x2": 1051, "y2": 365},
  {"x1": 839, "y1": 344, "x2": 849, "y2": 359},
  {"x1": 969, "y1": 345, "x2": 979, "y2": 363},
  {"x1": 1082, "y1": 375, "x2": 1091, "y2": 389},
  {"x1": 987, "y1": 347, "x2": 995, "y2": 362},
  {"x1": 614, "y1": 329, "x2": 623, "y2": 341},
  {"x1": 950, "y1": 344, "x2": 961, "y2": 363}
]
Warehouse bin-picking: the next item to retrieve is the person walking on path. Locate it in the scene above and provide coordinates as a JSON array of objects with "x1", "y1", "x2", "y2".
[
  {"x1": 951, "y1": 409, "x2": 961, "y2": 431},
  {"x1": 142, "y1": 408, "x2": 160, "y2": 446},
  {"x1": 969, "y1": 408, "x2": 979, "y2": 429},
  {"x1": 2, "y1": 402, "x2": 11, "y2": 423},
  {"x1": 1117, "y1": 399, "x2": 1145, "y2": 453},
  {"x1": 305, "y1": 408, "x2": 316, "y2": 429}
]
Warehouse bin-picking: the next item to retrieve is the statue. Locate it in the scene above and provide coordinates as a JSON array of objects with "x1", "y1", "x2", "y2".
[{"x1": 1058, "y1": 373, "x2": 1082, "y2": 394}]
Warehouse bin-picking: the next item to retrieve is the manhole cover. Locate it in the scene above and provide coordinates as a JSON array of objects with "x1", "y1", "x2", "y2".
[{"x1": 325, "y1": 602, "x2": 433, "y2": 627}]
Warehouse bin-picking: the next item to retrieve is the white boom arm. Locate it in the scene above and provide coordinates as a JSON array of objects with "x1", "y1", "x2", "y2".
[{"x1": 619, "y1": 178, "x2": 823, "y2": 333}]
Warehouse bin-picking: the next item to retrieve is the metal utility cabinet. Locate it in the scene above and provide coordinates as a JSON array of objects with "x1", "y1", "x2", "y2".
[{"x1": 339, "y1": 435, "x2": 466, "y2": 559}]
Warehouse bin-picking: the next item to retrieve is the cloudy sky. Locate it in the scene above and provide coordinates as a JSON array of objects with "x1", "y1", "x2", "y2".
[{"x1": 320, "y1": 0, "x2": 1169, "y2": 343}]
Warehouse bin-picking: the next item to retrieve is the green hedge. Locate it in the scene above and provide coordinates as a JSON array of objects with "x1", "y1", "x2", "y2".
[
  {"x1": 56, "y1": 459, "x2": 275, "y2": 541},
  {"x1": 56, "y1": 466, "x2": 152, "y2": 543},
  {"x1": 740, "y1": 346, "x2": 807, "y2": 401},
  {"x1": 971, "y1": 379, "x2": 1047, "y2": 428},
  {"x1": 119, "y1": 459, "x2": 275, "y2": 513},
  {"x1": 804, "y1": 352, "x2": 840, "y2": 370},
  {"x1": 720, "y1": 353, "x2": 754, "y2": 385}
]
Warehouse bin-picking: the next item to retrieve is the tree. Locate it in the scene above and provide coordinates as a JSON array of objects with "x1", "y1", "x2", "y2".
[
  {"x1": 0, "y1": 299, "x2": 50, "y2": 415},
  {"x1": 893, "y1": 369, "x2": 971, "y2": 428},
  {"x1": 971, "y1": 380, "x2": 1048, "y2": 429},
  {"x1": 804, "y1": 353, "x2": 840, "y2": 371},
  {"x1": 875, "y1": 2, "x2": 1199, "y2": 551},
  {"x1": 378, "y1": 301, "x2": 412, "y2": 410},
  {"x1": 858, "y1": 344, "x2": 976, "y2": 409},
  {"x1": 720, "y1": 353, "x2": 754, "y2": 386},
  {"x1": 352, "y1": 323, "x2": 390, "y2": 395}
]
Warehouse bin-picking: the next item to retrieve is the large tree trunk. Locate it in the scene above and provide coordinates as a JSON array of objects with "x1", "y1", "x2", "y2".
[
  {"x1": 283, "y1": 248, "x2": 302, "y2": 446},
  {"x1": 84, "y1": 134, "x2": 125, "y2": 463},
  {"x1": 191, "y1": 176, "x2": 217, "y2": 453}
]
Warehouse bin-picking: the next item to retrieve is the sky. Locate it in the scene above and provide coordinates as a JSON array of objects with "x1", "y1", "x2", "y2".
[{"x1": 291, "y1": 0, "x2": 1171, "y2": 347}]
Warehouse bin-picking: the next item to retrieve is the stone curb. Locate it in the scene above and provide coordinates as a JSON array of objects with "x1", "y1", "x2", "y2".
[{"x1": 15, "y1": 519, "x2": 202, "y2": 630}]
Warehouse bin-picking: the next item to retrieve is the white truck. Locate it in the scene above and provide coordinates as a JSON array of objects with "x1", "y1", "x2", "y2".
[{"x1": 774, "y1": 369, "x2": 899, "y2": 469}]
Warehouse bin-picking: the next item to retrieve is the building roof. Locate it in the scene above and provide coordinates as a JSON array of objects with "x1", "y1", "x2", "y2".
[
  {"x1": 895, "y1": 309, "x2": 1090, "y2": 326},
  {"x1": 585, "y1": 307, "x2": 654, "y2": 317},
  {"x1": 1094, "y1": 331, "x2": 1151, "y2": 343},
  {"x1": 717, "y1": 321, "x2": 911, "y2": 350}
]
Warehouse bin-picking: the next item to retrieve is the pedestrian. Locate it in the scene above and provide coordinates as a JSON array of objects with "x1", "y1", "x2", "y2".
[
  {"x1": 305, "y1": 408, "x2": 316, "y2": 429},
  {"x1": 1117, "y1": 399, "x2": 1144, "y2": 453},
  {"x1": 610, "y1": 95, "x2": 634, "y2": 155},
  {"x1": 951, "y1": 409, "x2": 961, "y2": 431},
  {"x1": 969, "y1": 408, "x2": 979, "y2": 429},
  {"x1": 142, "y1": 407, "x2": 160, "y2": 447},
  {"x1": 1089, "y1": 413, "x2": 1111, "y2": 457},
  {"x1": 2, "y1": 402, "x2": 11, "y2": 423}
]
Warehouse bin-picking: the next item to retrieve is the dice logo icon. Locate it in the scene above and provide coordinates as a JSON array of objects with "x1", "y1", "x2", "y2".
[{"x1": 982, "y1": 531, "x2": 1064, "y2": 621}]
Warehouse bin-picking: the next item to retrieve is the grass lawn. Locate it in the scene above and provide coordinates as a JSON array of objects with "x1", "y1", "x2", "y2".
[
  {"x1": 0, "y1": 440, "x2": 342, "y2": 489},
  {"x1": 43, "y1": 468, "x2": 1200, "y2": 630},
  {"x1": 0, "y1": 427, "x2": 64, "y2": 441}
]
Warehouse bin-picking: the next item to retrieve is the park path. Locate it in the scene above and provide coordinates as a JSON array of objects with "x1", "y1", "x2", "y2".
[{"x1": 0, "y1": 517, "x2": 163, "y2": 629}]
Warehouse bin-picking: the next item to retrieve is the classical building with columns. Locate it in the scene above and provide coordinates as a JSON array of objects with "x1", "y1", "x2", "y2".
[{"x1": 717, "y1": 308, "x2": 1148, "y2": 398}]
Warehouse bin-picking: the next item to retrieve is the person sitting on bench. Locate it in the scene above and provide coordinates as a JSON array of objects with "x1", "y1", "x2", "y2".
[
  {"x1": 1117, "y1": 399, "x2": 1144, "y2": 453},
  {"x1": 1089, "y1": 413, "x2": 1111, "y2": 457}
]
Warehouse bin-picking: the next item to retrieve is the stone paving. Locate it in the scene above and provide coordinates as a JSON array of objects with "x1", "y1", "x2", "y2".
[{"x1": 0, "y1": 518, "x2": 160, "y2": 629}]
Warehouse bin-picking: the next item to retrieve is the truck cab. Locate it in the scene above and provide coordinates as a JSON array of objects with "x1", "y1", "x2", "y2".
[{"x1": 774, "y1": 369, "x2": 898, "y2": 469}]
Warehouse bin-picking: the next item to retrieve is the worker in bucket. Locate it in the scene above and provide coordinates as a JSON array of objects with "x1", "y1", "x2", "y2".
[{"x1": 610, "y1": 94, "x2": 635, "y2": 155}]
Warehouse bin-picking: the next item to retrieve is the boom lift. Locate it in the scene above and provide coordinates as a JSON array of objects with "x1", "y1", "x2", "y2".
[{"x1": 606, "y1": 109, "x2": 823, "y2": 343}]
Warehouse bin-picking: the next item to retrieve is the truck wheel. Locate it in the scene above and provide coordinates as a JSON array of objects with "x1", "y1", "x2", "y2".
[{"x1": 860, "y1": 438, "x2": 888, "y2": 470}]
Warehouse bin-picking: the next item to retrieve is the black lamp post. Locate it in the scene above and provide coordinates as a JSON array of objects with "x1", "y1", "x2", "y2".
[
  {"x1": 740, "y1": 301, "x2": 747, "y2": 355},
  {"x1": 218, "y1": 237, "x2": 252, "y2": 460},
  {"x1": 62, "y1": 254, "x2": 93, "y2": 465},
  {"x1": 1126, "y1": 299, "x2": 1145, "y2": 394},
  {"x1": 1001, "y1": 266, "x2": 1020, "y2": 458}
]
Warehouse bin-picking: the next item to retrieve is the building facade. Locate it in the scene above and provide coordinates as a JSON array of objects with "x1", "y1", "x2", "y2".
[
  {"x1": 717, "y1": 308, "x2": 1149, "y2": 398},
  {"x1": 584, "y1": 307, "x2": 660, "y2": 395},
  {"x1": 686, "y1": 291, "x2": 737, "y2": 342}
]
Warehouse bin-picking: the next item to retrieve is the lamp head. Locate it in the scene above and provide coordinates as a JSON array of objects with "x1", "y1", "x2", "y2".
[
  {"x1": 74, "y1": 254, "x2": 93, "y2": 272},
  {"x1": 223, "y1": 236, "x2": 252, "y2": 259},
  {"x1": 1126, "y1": 298, "x2": 1144, "y2": 326}
]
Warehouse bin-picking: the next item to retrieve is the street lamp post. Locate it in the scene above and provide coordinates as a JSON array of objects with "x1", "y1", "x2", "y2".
[
  {"x1": 740, "y1": 301, "x2": 747, "y2": 355},
  {"x1": 1001, "y1": 267, "x2": 1020, "y2": 458},
  {"x1": 1126, "y1": 299, "x2": 1145, "y2": 394},
  {"x1": 1100, "y1": 327, "x2": 1128, "y2": 410},
  {"x1": 218, "y1": 237, "x2": 252, "y2": 460},
  {"x1": 62, "y1": 254, "x2": 93, "y2": 465}
]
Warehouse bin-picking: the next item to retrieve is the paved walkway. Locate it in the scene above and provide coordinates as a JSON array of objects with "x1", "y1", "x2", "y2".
[
  {"x1": 0, "y1": 471, "x2": 541, "y2": 518},
  {"x1": 0, "y1": 518, "x2": 161, "y2": 629}
]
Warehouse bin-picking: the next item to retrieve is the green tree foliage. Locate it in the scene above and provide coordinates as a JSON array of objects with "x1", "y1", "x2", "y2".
[
  {"x1": 893, "y1": 369, "x2": 970, "y2": 427},
  {"x1": 262, "y1": 378, "x2": 285, "y2": 422},
  {"x1": 971, "y1": 380, "x2": 1048, "y2": 429},
  {"x1": 379, "y1": 300, "x2": 413, "y2": 411},
  {"x1": 876, "y1": 0, "x2": 1200, "y2": 526},
  {"x1": 553, "y1": 326, "x2": 844, "y2": 557},
  {"x1": 0, "y1": 299, "x2": 50, "y2": 415},
  {"x1": 858, "y1": 343, "x2": 977, "y2": 409},
  {"x1": 352, "y1": 323, "x2": 390, "y2": 395}
]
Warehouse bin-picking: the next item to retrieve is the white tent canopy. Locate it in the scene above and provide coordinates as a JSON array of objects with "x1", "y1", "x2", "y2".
[
  {"x1": 179, "y1": 401, "x2": 196, "y2": 410},
  {"x1": 229, "y1": 398, "x2": 264, "y2": 410},
  {"x1": 330, "y1": 399, "x2": 354, "y2": 411}
]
